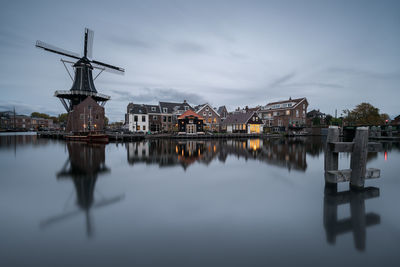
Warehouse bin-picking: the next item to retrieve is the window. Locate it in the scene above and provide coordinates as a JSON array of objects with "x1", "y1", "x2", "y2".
[
  {"x1": 134, "y1": 116, "x2": 138, "y2": 122},
  {"x1": 288, "y1": 103, "x2": 292, "y2": 107},
  {"x1": 203, "y1": 112, "x2": 206, "y2": 116},
  {"x1": 278, "y1": 119, "x2": 282, "y2": 126},
  {"x1": 243, "y1": 124, "x2": 246, "y2": 129},
  {"x1": 208, "y1": 118, "x2": 212, "y2": 123},
  {"x1": 143, "y1": 126, "x2": 146, "y2": 131},
  {"x1": 286, "y1": 110, "x2": 290, "y2": 115},
  {"x1": 273, "y1": 112, "x2": 277, "y2": 116},
  {"x1": 168, "y1": 117, "x2": 171, "y2": 122},
  {"x1": 184, "y1": 106, "x2": 189, "y2": 111},
  {"x1": 151, "y1": 107, "x2": 156, "y2": 111},
  {"x1": 206, "y1": 107, "x2": 209, "y2": 111},
  {"x1": 95, "y1": 114, "x2": 99, "y2": 120},
  {"x1": 209, "y1": 112, "x2": 212, "y2": 116},
  {"x1": 303, "y1": 110, "x2": 305, "y2": 117},
  {"x1": 296, "y1": 110, "x2": 299, "y2": 117},
  {"x1": 163, "y1": 116, "x2": 166, "y2": 122},
  {"x1": 303, "y1": 104, "x2": 305, "y2": 109},
  {"x1": 142, "y1": 116, "x2": 146, "y2": 122},
  {"x1": 213, "y1": 118, "x2": 216, "y2": 123},
  {"x1": 137, "y1": 125, "x2": 140, "y2": 131},
  {"x1": 80, "y1": 114, "x2": 84, "y2": 119},
  {"x1": 153, "y1": 116, "x2": 157, "y2": 120},
  {"x1": 163, "y1": 108, "x2": 168, "y2": 113}
]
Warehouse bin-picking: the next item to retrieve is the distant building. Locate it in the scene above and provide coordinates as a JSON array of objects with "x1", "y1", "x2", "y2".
[
  {"x1": 178, "y1": 110, "x2": 205, "y2": 134},
  {"x1": 222, "y1": 111, "x2": 263, "y2": 133},
  {"x1": 306, "y1": 109, "x2": 326, "y2": 126},
  {"x1": 393, "y1": 115, "x2": 400, "y2": 125},
  {"x1": 195, "y1": 103, "x2": 221, "y2": 131},
  {"x1": 258, "y1": 97, "x2": 308, "y2": 131},
  {"x1": 0, "y1": 111, "x2": 54, "y2": 130}
]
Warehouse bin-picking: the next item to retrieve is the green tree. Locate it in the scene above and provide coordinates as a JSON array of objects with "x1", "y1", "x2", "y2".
[
  {"x1": 104, "y1": 116, "x2": 109, "y2": 127},
  {"x1": 31, "y1": 112, "x2": 50, "y2": 119},
  {"x1": 58, "y1": 113, "x2": 68, "y2": 125},
  {"x1": 343, "y1": 103, "x2": 384, "y2": 126}
]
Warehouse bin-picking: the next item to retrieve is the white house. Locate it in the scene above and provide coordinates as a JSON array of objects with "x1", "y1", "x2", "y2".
[{"x1": 127, "y1": 104, "x2": 149, "y2": 132}]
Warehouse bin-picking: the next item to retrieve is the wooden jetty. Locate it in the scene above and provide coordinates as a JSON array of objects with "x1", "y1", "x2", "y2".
[{"x1": 324, "y1": 126, "x2": 382, "y2": 189}]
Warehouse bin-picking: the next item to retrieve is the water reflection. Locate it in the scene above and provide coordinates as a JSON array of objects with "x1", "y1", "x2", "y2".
[
  {"x1": 323, "y1": 185, "x2": 380, "y2": 251},
  {"x1": 126, "y1": 137, "x2": 324, "y2": 171},
  {"x1": 40, "y1": 141, "x2": 124, "y2": 237}
]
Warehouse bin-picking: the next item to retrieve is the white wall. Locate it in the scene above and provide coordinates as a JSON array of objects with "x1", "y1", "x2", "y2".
[{"x1": 128, "y1": 114, "x2": 149, "y2": 132}]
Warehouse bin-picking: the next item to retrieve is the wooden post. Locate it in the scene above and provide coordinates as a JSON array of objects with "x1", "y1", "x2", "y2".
[
  {"x1": 325, "y1": 126, "x2": 339, "y2": 186},
  {"x1": 387, "y1": 125, "x2": 393, "y2": 137},
  {"x1": 377, "y1": 126, "x2": 381, "y2": 138},
  {"x1": 350, "y1": 127, "x2": 369, "y2": 189}
]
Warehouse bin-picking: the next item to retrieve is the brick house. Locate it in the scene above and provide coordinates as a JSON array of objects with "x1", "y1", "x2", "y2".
[
  {"x1": 145, "y1": 104, "x2": 161, "y2": 132},
  {"x1": 195, "y1": 103, "x2": 221, "y2": 132},
  {"x1": 66, "y1": 96, "x2": 105, "y2": 133},
  {"x1": 217, "y1": 106, "x2": 228, "y2": 121},
  {"x1": 258, "y1": 97, "x2": 308, "y2": 131}
]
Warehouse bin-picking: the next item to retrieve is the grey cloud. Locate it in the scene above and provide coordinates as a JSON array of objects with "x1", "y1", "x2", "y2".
[
  {"x1": 107, "y1": 34, "x2": 156, "y2": 49},
  {"x1": 267, "y1": 72, "x2": 296, "y2": 90}
]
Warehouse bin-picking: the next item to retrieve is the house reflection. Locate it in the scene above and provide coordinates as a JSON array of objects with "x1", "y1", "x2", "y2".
[
  {"x1": 126, "y1": 138, "x2": 324, "y2": 171},
  {"x1": 323, "y1": 185, "x2": 380, "y2": 251},
  {"x1": 40, "y1": 141, "x2": 124, "y2": 237}
]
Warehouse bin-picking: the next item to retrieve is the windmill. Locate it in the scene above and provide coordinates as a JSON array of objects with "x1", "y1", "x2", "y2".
[{"x1": 35, "y1": 28, "x2": 124, "y2": 132}]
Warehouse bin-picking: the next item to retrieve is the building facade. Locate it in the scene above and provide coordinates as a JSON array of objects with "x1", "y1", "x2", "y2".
[
  {"x1": 258, "y1": 97, "x2": 308, "y2": 131},
  {"x1": 160, "y1": 100, "x2": 193, "y2": 132},
  {"x1": 145, "y1": 104, "x2": 161, "y2": 132},
  {"x1": 66, "y1": 96, "x2": 105, "y2": 133}
]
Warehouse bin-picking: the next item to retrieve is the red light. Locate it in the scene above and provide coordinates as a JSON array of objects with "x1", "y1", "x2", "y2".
[{"x1": 385, "y1": 151, "x2": 387, "y2": 161}]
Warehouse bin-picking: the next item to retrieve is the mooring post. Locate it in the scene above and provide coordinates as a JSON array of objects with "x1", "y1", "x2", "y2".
[
  {"x1": 377, "y1": 126, "x2": 381, "y2": 138},
  {"x1": 325, "y1": 126, "x2": 339, "y2": 186},
  {"x1": 350, "y1": 127, "x2": 369, "y2": 189},
  {"x1": 369, "y1": 126, "x2": 376, "y2": 138}
]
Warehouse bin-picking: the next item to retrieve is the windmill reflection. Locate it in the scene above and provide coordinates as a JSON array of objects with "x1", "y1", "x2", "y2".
[
  {"x1": 323, "y1": 185, "x2": 380, "y2": 251},
  {"x1": 126, "y1": 137, "x2": 320, "y2": 171},
  {"x1": 40, "y1": 141, "x2": 124, "y2": 237}
]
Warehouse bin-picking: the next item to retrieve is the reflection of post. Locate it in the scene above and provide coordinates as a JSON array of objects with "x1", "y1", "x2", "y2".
[{"x1": 323, "y1": 185, "x2": 380, "y2": 251}]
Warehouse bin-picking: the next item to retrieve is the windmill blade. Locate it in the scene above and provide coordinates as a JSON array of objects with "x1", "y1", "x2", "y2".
[
  {"x1": 92, "y1": 194, "x2": 125, "y2": 210},
  {"x1": 40, "y1": 208, "x2": 83, "y2": 228},
  {"x1": 91, "y1": 60, "x2": 125, "y2": 74},
  {"x1": 36, "y1": 40, "x2": 80, "y2": 60},
  {"x1": 84, "y1": 28, "x2": 94, "y2": 59}
]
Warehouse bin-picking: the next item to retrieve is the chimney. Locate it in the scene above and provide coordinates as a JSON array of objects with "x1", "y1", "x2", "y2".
[
  {"x1": 183, "y1": 99, "x2": 187, "y2": 103},
  {"x1": 245, "y1": 106, "x2": 248, "y2": 112},
  {"x1": 289, "y1": 97, "x2": 292, "y2": 100}
]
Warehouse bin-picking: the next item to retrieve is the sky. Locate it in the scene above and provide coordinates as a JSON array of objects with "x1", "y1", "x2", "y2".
[{"x1": 0, "y1": 0, "x2": 399, "y2": 121}]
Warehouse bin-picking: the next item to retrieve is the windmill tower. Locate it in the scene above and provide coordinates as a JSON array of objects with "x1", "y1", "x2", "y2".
[{"x1": 36, "y1": 28, "x2": 124, "y2": 133}]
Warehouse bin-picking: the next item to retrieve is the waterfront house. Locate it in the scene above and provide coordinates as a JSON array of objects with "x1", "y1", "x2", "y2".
[
  {"x1": 195, "y1": 103, "x2": 221, "y2": 132},
  {"x1": 222, "y1": 111, "x2": 263, "y2": 133},
  {"x1": 258, "y1": 97, "x2": 308, "y2": 132},
  {"x1": 127, "y1": 104, "x2": 149, "y2": 132},
  {"x1": 178, "y1": 110, "x2": 205, "y2": 134}
]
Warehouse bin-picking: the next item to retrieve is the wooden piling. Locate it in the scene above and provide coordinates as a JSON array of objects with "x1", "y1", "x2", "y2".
[
  {"x1": 324, "y1": 126, "x2": 339, "y2": 185},
  {"x1": 350, "y1": 127, "x2": 369, "y2": 189}
]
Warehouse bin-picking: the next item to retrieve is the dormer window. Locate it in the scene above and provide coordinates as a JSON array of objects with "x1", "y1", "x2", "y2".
[
  {"x1": 151, "y1": 107, "x2": 156, "y2": 111},
  {"x1": 163, "y1": 108, "x2": 168, "y2": 113},
  {"x1": 184, "y1": 106, "x2": 189, "y2": 111}
]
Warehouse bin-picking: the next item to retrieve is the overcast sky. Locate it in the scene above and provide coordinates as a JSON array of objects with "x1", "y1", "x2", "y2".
[{"x1": 0, "y1": 0, "x2": 399, "y2": 121}]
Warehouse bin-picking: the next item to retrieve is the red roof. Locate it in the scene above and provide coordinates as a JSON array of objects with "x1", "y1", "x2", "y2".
[{"x1": 178, "y1": 110, "x2": 204, "y2": 120}]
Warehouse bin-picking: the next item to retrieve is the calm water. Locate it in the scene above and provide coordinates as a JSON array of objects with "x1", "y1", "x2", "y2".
[{"x1": 0, "y1": 134, "x2": 399, "y2": 267}]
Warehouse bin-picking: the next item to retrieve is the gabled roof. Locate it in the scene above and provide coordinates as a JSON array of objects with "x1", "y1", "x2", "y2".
[
  {"x1": 222, "y1": 111, "x2": 255, "y2": 125},
  {"x1": 264, "y1": 97, "x2": 307, "y2": 110},
  {"x1": 178, "y1": 110, "x2": 204, "y2": 120},
  {"x1": 159, "y1": 101, "x2": 193, "y2": 113},
  {"x1": 197, "y1": 103, "x2": 220, "y2": 117},
  {"x1": 217, "y1": 106, "x2": 227, "y2": 115}
]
